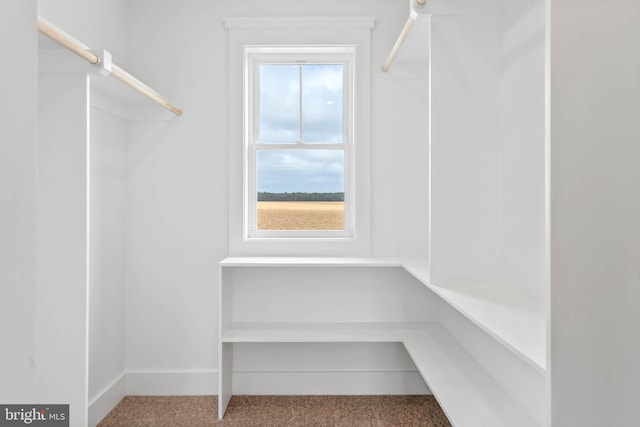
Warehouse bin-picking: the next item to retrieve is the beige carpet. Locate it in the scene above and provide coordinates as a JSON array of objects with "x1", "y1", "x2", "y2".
[{"x1": 98, "y1": 395, "x2": 452, "y2": 426}]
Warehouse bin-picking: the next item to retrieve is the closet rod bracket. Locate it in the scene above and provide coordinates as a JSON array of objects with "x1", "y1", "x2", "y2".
[{"x1": 91, "y1": 49, "x2": 113, "y2": 77}]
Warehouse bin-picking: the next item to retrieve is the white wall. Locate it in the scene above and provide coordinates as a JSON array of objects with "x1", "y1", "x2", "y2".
[
  {"x1": 0, "y1": 0, "x2": 38, "y2": 403},
  {"x1": 123, "y1": 0, "x2": 429, "y2": 392},
  {"x1": 37, "y1": 0, "x2": 128, "y2": 66},
  {"x1": 124, "y1": 0, "x2": 225, "y2": 378},
  {"x1": 500, "y1": 0, "x2": 545, "y2": 304},
  {"x1": 428, "y1": 0, "x2": 546, "y2": 302},
  {"x1": 373, "y1": 17, "x2": 430, "y2": 259},
  {"x1": 88, "y1": 101, "x2": 127, "y2": 412},
  {"x1": 429, "y1": 14, "x2": 502, "y2": 285},
  {"x1": 373, "y1": 4, "x2": 430, "y2": 260},
  {"x1": 549, "y1": 0, "x2": 640, "y2": 425},
  {"x1": 37, "y1": 73, "x2": 90, "y2": 427},
  {"x1": 229, "y1": 267, "x2": 436, "y2": 324}
]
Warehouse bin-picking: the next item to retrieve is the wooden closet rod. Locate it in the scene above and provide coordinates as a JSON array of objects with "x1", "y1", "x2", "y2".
[
  {"x1": 37, "y1": 17, "x2": 182, "y2": 116},
  {"x1": 382, "y1": 0, "x2": 426, "y2": 73},
  {"x1": 381, "y1": 9, "x2": 419, "y2": 72}
]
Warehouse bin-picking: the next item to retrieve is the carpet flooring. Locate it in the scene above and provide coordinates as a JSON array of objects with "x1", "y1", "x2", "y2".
[{"x1": 97, "y1": 395, "x2": 452, "y2": 426}]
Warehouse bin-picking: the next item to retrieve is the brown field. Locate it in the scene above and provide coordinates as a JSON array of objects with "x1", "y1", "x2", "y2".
[{"x1": 258, "y1": 201, "x2": 344, "y2": 230}]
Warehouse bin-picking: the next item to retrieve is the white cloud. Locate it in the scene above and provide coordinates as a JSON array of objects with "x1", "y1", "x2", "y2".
[
  {"x1": 259, "y1": 64, "x2": 343, "y2": 144},
  {"x1": 257, "y1": 150, "x2": 344, "y2": 193}
]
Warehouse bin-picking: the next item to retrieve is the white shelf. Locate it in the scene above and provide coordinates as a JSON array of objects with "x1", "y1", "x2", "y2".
[
  {"x1": 219, "y1": 257, "x2": 543, "y2": 425},
  {"x1": 220, "y1": 257, "x2": 402, "y2": 268},
  {"x1": 222, "y1": 322, "x2": 428, "y2": 343},
  {"x1": 221, "y1": 256, "x2": 546, "y2": 371},
  {"x1": 221, "y1": 320, "x2": 539, "y2": 427},
  {"x1": 404, "y1": 324, "x2": 539, "y2": 427},
  {"x1": 402, "y1": 259, "x2": 546, "y2": 372}
]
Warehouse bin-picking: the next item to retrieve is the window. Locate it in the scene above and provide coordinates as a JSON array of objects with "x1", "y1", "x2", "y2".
[{"x1": 245, "y1": 46, "x2": 354, "y2": 238}]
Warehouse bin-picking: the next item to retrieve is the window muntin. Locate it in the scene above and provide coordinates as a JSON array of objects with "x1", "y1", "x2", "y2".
[{"x1": 246, "y1": 47, "x2": 354, "y2": 239}]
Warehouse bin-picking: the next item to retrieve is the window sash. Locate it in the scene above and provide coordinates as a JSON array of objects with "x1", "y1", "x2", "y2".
[
  {"x1": 245, "y1": 47, "x2": 354, "y2": 239},
  {"x1": 254, "y1": 59, "x2": 350, "y2": 146},
  {"x1": 256, "y1": 62, "x2": 347, "y2": 145},
  {"x1": 248, "y1": 145, "x2": 351, "y2": 237}
]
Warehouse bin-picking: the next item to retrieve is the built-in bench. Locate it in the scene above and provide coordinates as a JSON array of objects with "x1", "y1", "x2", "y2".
[{"x1": 218, "y1": 257, "x2": 545, "y2": 426}]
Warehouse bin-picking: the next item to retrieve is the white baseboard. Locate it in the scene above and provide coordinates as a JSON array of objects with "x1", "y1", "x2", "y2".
[
  {"x1": 233, "y1": 371, "x2": 431, "y2": 395},
  {"x1": 88, "y1": 373, "x2": 126, "y2": 427},
  {"x1": 89, "y1": 369, "x2": 430, "y2": 424}
]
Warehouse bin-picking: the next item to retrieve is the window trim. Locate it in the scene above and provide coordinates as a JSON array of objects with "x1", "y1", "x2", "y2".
[{"x1": 244, "y1": 46, "x2": 355, "y2": 240}]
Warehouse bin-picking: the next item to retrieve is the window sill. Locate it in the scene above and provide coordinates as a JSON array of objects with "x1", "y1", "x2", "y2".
[{"x1": 245, "y1": 233, "x2": 354, "y2": 241}]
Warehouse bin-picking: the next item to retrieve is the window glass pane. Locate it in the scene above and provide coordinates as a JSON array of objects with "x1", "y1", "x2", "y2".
[
  {"x1": 259, "y1": 64, "x2": 300, "y2": 143},
  {"x1": 256, "y1": 150, "x2": 344, "y2": 230},
  {"x1": 302, "y1": 64, "x2": 343, "y2": 144}
]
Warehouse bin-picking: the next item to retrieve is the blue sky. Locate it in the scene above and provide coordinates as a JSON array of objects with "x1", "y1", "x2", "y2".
[{"x1": 257, "y1": 64, "x2": 344, "y2": 193}]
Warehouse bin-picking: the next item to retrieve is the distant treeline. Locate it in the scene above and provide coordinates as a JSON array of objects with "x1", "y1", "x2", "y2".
[{"x1": 258, "y1": 192, "x2": 344, "y2": 202}]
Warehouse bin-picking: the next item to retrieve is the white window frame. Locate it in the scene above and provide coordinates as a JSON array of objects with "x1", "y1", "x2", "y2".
[{"x1": 244, "y1": 46, "x2": 355, "y2": 239}]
